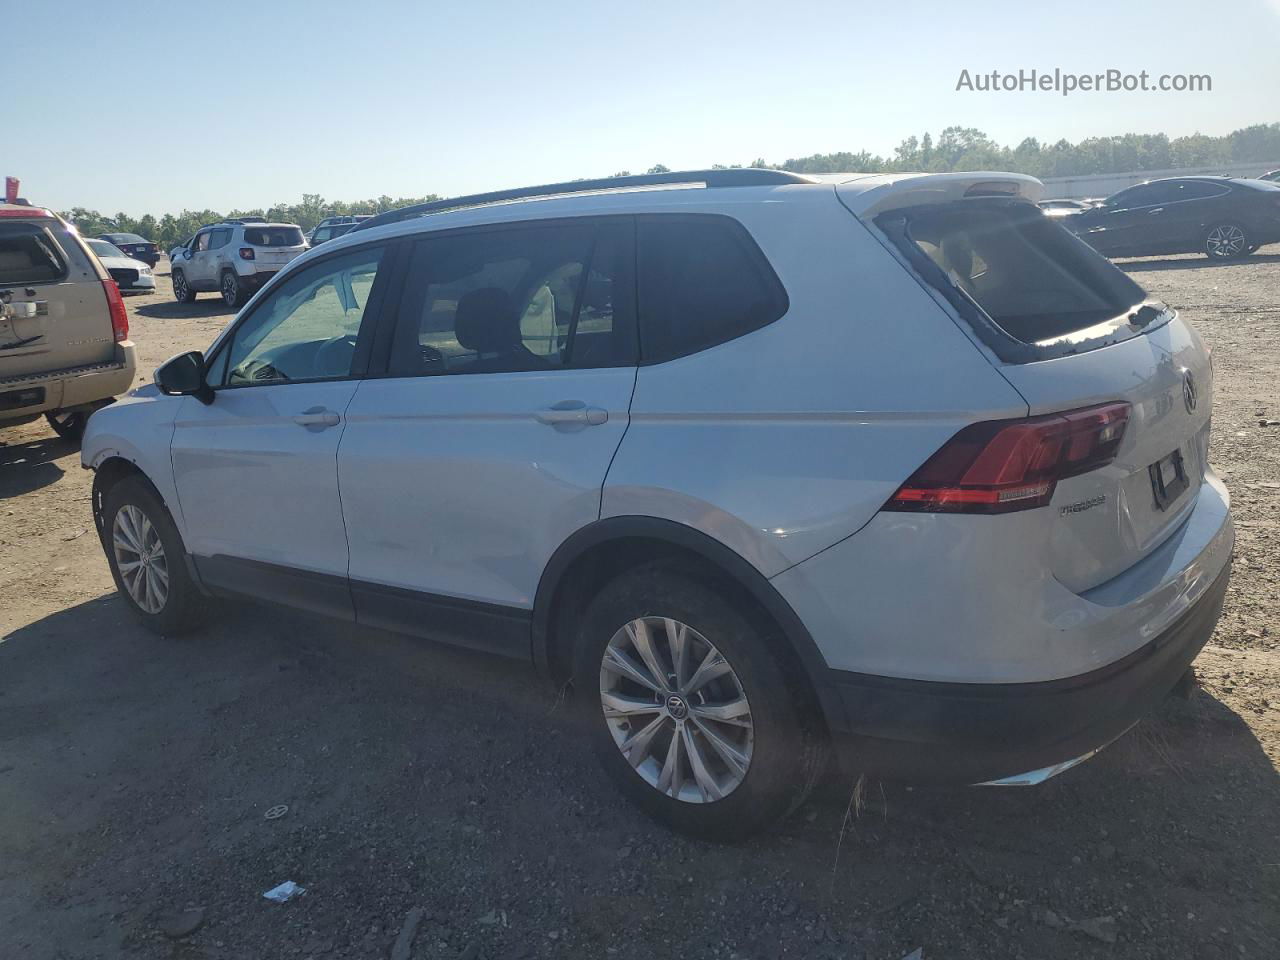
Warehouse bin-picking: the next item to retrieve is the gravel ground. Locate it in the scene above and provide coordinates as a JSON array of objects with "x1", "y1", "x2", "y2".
[{"x1": 1, "y1": 253, "x2": 1278, "y2": 960}]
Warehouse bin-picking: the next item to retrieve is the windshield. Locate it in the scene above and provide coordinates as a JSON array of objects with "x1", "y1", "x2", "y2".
[
  {"x1": 88, "y1": 239, "x2": 126, "y2": 258},
  {"x1": 882, "y1": 199, "x2": 1151, "y2": 351},
  {"x1": 244, "y1": 226, "x2": 305, "y2": 247}
]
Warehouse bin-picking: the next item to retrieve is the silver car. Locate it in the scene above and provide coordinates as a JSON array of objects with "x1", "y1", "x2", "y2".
[{"x1": 170, "y1": 220, "x2": 306, "y2": 307}]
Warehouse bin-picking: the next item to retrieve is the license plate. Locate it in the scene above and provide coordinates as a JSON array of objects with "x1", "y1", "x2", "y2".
[{"x1": 1149, "y1": 448, "x2": 1189, "y2": 511}]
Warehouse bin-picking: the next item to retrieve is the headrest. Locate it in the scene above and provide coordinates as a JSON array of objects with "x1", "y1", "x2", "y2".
[{"x1": 454, "y1": 287, "x2": 519, "y2": 354}]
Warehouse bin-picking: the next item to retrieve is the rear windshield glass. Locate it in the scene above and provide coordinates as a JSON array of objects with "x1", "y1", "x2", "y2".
[
  {"x1": 885, "y1": 201, "x2": 1147, "y2": 345},
  {"x1": 88, "y1": 239, "x2": 125, "y2": 258},
  {"x1": 245, "y1": 227, "x2": 304, "y2": 247},
  {"x1": 106, "y1": 233, "x2": 147, "y2": 243},
  {"x1": 0, "y1": 223, "x2": 68, "y2": 284}
]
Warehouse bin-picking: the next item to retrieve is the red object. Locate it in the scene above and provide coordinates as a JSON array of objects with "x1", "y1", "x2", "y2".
[
  {"x1": 102, "y1": 279, "x2": 129, "y2": 342},
  {"x1": 4, "y1": 177, "x2": 17, "y2": 204},
  {"x1": 884, "y1": 402, "x2": 1130, "y2": 514},
  {"x1": 238, "y1": 247, "x2": 255, "y2": 260},
  {"x1": 0, "y1": 205, "x2": 52, "y2": 218}
]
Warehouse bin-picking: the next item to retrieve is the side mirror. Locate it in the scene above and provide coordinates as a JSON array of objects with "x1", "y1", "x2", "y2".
[{"x1": 155, "y1": 351, "x2": 214, "y2": 405}]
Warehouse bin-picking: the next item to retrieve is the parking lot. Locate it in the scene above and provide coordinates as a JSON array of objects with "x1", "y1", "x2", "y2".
[{"x1": 1, "y1": 253, "x2": 1278, "y2": 959}]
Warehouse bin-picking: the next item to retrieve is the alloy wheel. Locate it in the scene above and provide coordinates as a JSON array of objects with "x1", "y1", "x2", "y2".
[
  {"x1": 112, "y1": 504, "x2": 169, "y2": 614},
  {"x1": 173, "y1": 273, "x2": 188, "y2": 300},
  {"x1": 222, "y1": 274, "x2": 237, "y2": 306},
  {"x1": 1206, "y1": 224, "x2": 1246, "y2": 258},
  {"x1": 599, "y1": 616, "x2": 754, "y2": 803}
]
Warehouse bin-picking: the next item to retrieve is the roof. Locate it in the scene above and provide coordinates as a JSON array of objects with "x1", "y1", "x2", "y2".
[{"x1": 309, "y1": 168, "x2": 1043, "y2": 262}]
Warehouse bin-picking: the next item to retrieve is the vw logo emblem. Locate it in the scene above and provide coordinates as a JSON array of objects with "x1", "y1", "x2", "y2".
[
  {"x1": 1182, "y1": 370, "x2": 1198, "y2": 414},
  {"x1": 665, "y1": 694, "x2": 689, "y2": 720}
]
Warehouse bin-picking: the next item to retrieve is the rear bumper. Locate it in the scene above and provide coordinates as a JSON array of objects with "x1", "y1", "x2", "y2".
[
  {"x1": 0, "y1": 344, "x2": 137, "y2": 424},
  {"x1": 824, "y1": 563, "x2": 1229, "y2": 783}
]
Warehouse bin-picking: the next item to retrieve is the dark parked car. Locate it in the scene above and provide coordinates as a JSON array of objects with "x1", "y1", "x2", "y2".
[
  {"x1": 98, "y1": 232, "x2": 159, "y2": 267},
  {"x1": 1066, "y1": 176, "x2": 1280, "y2": 260},
  {"x1": 307, "y1": 215, "x2": 372, "y2": 246}
]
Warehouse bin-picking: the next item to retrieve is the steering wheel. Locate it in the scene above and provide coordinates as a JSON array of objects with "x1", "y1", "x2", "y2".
[{"x1": 314, "y1": 334, "x2": 359, "y2": 377}]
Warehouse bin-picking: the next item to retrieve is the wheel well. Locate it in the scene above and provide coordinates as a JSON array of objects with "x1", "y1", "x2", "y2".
[
  {"x1": 538, "y1": 533, "x2": 829, "y2": 734},
  {"x1": 91, "y1": 457, "x2": 160, "y2": 542}
]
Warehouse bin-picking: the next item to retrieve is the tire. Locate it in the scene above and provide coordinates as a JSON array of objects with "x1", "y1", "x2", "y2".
[
  {"x1": 101, "y1": 475, "x2": 207, "y2": 636},
  {"x1": 220, "y1": 270, "x2": 247, "y2": 308},
  {"x1": 172, "y1": 269, "x2": 196, "y2": 303},
  {"x1": 572, "y1": 562, "x2": 826, "y2": 839},
  {"x1": 1204, "y1": 222, "x2": 1250, "y2": 260},
  {"x1": 45, "y1": 409, "x2": 87, "y2": 443}
]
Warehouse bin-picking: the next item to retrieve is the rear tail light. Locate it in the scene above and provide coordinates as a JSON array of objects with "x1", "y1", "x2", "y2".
[
  {"x1": 238, "y1": 247, "x2": 255, "y2": 260},
  {"x1": 102, "y1": 279, "x2": 129, "y2": 342},
  {"x1": 884, "y1": 402, "x2": 1130, "y2": 514}
]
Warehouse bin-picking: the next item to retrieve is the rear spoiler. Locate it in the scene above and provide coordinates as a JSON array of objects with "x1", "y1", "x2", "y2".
[{"x1": 837, "y1": 172, "x2": 1044, "y2": 220}]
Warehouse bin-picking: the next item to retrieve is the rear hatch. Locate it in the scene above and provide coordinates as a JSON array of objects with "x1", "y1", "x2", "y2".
[
  {"x1": 861, "y1": 183, "x2": 1213, "y2": 592},
  {"x1": 244, "y1": 225, "x2": 306, "y2": 268},
  {"x1": 0, "y1": 210, "x2": 118, "y2": 380}
]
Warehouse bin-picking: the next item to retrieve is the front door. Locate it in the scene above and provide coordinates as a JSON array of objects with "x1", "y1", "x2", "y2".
[
  {"x1": 170, "y1": 243, "x2": 391, "y2": 618},
  {"x1": 337, "y1": 218, "x2": 638, "y2": 655}
]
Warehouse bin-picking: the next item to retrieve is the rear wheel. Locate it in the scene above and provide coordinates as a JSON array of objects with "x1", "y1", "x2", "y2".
[
  {"x1": 172, "y1": 269, "x2": 195, "y2": 303},
  {"x1": 573, "y1": 563, "x2": 825, "y2": 839},
  {"x1": 221, "y1": 270, "x2": 246, "y2": 308},
  {"x1": 1204, "y1": 222, "x2": 1249, "y2": 259},
  {"x1": 102, "y1": 475, "x2": 207, "y2": 635},
  {"x1": 45, "y1": 410, "x2": 87, "y2": 443}
]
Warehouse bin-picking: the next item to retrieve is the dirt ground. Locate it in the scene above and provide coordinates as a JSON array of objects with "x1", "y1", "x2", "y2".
[{"x1": 2, "y1": 252, "x2": 1278, "y2": 960}]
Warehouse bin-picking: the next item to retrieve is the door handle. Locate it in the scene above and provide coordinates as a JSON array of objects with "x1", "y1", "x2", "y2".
[
  {"x1": 292, "y1": 406, "x2": 341, "y2": 428},
  {"x1": 535, "y1": 401, "x2": 608, "y2": 427}
]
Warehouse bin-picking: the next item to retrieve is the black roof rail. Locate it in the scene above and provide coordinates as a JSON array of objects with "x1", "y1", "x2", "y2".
[{"x1": 351, "y1": 168, "x2": 814, "y2": 234}]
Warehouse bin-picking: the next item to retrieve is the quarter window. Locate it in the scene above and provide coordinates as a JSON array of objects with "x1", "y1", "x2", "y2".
[
  {"x1": 636, "y1": 217, "x2": 787, "y2": 364},
  {"x1": 221, "y1": 246, "x2": 384, "y2": 386},
  {"x1": 388, "y1": 221, "x2": 635, "y2": 377}
]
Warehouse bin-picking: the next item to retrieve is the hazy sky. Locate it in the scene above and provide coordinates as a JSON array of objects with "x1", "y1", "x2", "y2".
[{"x1": 12, "y1": 0, "x2": 1280, "y2": 215}]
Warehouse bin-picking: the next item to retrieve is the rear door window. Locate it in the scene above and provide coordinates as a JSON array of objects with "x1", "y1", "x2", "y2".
[
  {"x1": 388, "y1": 220, "x2": 636, "y2": 376},
  {"x1": 636, "y1": 216, "x2": 787, "y2": 363},
  {"x1": 879, "y1": 200, "x2": 1153, "y2": 357},
  {"x1": 0, "y1": 223, "x2": 68, "y2": 284}
]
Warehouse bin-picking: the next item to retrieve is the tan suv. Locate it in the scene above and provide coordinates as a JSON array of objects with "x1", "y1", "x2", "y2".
[{"x1": 0, "y1": 203, "x2": 136, "y2": 442}]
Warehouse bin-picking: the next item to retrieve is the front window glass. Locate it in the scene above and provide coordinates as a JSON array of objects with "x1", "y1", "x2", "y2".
[{"x1": 223, "y1": 246, "x2": 384, "y2": 386}]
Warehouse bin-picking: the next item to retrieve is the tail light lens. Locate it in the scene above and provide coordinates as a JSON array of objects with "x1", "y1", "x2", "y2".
[
  {"x1": 885, "y1": 402, "x2": 1130, "y2": 514},
  {"x1": 102, "y1": 279, "x2": 129, "y2": 342},
  {"x1": 238, "y1": 247, "x2": 255, "y2": 260}
]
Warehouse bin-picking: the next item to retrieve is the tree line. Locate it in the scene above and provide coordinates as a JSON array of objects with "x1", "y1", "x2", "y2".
[{"x1": 61, "y1": 122, "x2": 1279, "y2": 249}]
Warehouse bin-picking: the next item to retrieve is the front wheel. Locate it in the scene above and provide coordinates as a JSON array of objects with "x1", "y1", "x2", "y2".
[
  {"x1": 101, "y1": 475, "x2": 207, "y2": 635},
  {"x1": 1204, "y1": 222, "x2": 1250, "y2": 259},
  {"x1": 172, "y1": 269, "x2": 196, "y2": 303},
  {"x1": 573, "y1": 563, "x2": 826, "y2": 839},
  {"x1": 45, "y1": 409, "x2": 87, "y2": 443}
]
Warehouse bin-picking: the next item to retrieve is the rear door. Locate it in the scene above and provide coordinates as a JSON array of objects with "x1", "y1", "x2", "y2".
[
  {"x1": 336, "y1": 218, "x2": 638, "y2": 654},
  {"x1": 0, "y1": 216, "x2": 116, "y2": 381},
  {"x1": 1154, "y1": 180, "x2": 1233, "y2": 250}
]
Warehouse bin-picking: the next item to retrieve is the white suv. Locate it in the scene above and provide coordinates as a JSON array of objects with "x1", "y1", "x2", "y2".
[
  {"x1": 170, "y1": 220, "x2": 306, "y2": 308},
  {"x1": 82, "y1": 170, "x2": 1233, "y2": 837}
]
